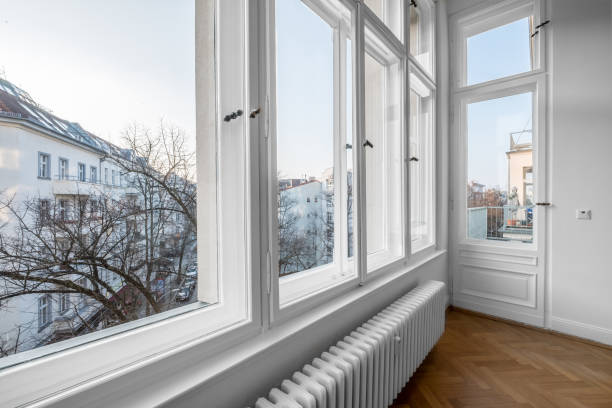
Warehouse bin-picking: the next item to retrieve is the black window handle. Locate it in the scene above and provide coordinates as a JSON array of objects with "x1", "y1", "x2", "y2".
[
  {"x1": 224, "y1": 109, "x2": 243, "y2": 122},
  {"x1": 363, "y1": 140, "x2": 374, "y2": 148},
  {"x1": 410, "y1": 156, "x2": 419, "y2": 162}
]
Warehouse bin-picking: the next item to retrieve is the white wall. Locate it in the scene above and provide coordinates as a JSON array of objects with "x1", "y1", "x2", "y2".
[{"x1": 548, "y1": 0, "x2": 612, "y2": 344}]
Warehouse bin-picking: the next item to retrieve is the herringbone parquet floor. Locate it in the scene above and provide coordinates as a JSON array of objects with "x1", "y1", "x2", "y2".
[{"x1": 392, "y1": 309, "x2": 612, "y2": 408}]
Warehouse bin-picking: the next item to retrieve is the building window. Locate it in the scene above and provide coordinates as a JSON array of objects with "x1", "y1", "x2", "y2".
[
  {"x1": 38, "y1": 152, "x2": 50, "y2": 179},
  {"x1": 38, "y1": 295, "x2": 52, "y2": 331},
  {"x1": 78, "y1": 163, "x2": 86, "y2": 182},
  {"x1": 59, "y1": 293, "x2": 70, "y2": 314},
  {"x1": 58, "y1": 158, "x2": 69, "y2": 180},
  {"x1": 58, "y1": 199, "x2": 68, "y2": 221},
  {"x1": 104, "y1": 168, "x2": 109, "y2": 185},
  {"x1": 111, "y1": 169, "x2": 116, "y2": 186},
  {"x1": 39, "y1": 199, "x2": 51, "y2": 225},
  {"x1": 90, "y1": 166, "x2": 97, "y2": 183}
]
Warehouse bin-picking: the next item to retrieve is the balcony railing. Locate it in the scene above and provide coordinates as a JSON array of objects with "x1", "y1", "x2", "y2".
[{"x1": 468, "y1": 205, "x2": 534, "y2": 243}]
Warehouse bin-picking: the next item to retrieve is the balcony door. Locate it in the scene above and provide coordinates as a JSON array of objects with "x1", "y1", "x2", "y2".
[{"x1": 452, "y1": 78, "x2": 547, "y2": 327}]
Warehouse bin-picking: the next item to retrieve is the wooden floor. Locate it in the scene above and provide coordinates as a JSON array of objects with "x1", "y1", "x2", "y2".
[{"x1": 392, "y1": 309, "x2": 612, "y2": 408}]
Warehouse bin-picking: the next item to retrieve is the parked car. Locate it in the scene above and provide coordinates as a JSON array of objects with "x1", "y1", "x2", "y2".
[
  {"x1": 185, "y1": 264, "x2": 197, "y2": 277},
  {"x1": 175, "y1": 287, "x2": 192, "y2": 302},
  {"x1": 184, "y1": 277, "x2": 197, "y2": 290}
]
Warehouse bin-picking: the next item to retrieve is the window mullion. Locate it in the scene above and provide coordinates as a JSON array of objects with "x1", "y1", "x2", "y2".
[
  {"x1": 334, "y1": 25, "x2": 346, "y2": 270},
  {"x1": 354, "y1": 2, "x2": 368, "y2": 285}
]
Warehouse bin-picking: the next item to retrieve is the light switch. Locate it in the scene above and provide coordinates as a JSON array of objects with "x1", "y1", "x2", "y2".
[{"x1": 576, "y1": 209, "x2": 591, "y2": 220}]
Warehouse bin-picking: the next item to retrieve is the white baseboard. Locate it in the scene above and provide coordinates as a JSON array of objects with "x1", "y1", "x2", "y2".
[
  {"x1": 552, "y1": 317, "x2": 612, "y2": 346},
  {"x1": 452, "y1": 297, "x2": 544, "y2": 327}
]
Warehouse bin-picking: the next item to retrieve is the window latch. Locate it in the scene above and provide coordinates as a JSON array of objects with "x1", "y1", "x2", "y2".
[
  {"x1": 535, "y1": 202, "x2": 551, "y2": 206},
  {"x1": 531, "y1": 20, "x2": 550, "y2": 38},
  {"x1": 223, "y1": 109, "x2": 243, "y2": 122},
  {"x1": 410, "y1": 0, "x2": 417, "y2": 8},
  {"x1": 363, "y1": 140, "x2": 374, "y2": 149},
  {"x1": 346, "y1": 143, "x2": 352, "y2": 149},
  {"x1": 249, "y1": 107, "x2": 261, "y2": 118},
  {"x1": 409, "y1": 156, "x2": 419, "y2": 162}
]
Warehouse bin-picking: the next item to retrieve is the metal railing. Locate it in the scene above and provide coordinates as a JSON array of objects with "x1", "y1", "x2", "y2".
[{"x1": 468, "y1": 205, "x2": 534, "y2": 243}]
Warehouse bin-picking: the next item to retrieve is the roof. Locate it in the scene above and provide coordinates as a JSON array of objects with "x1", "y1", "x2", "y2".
[{"x1": 0, "y1": 78, "x2": 130, "y2": 159}]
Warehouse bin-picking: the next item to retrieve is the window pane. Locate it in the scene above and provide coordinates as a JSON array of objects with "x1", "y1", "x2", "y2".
[
  {"x1": 409, "y1": 0, "x2": 434, "y2": 74},
  {"x1": 276, "y1": 0, "x2": 334, "y2": 277},
  {"x1": 467, "y1": 17, "x2": 533, "y2": 85},
  {"x1": 467, "y1": 92, "x2": 534, "y2": 243},
  {"x1": 0, "y1": 1, "x2": 198, "y2": 359},
  {"x1": 364, "y1": 48, "x2": 404, "y2": 271},
  {"x1": 364, "y1": 0, "x2": 403, "y2": 42},
  {"x1": 409, "y1": 73, "x2": 435, "y2": 251}
]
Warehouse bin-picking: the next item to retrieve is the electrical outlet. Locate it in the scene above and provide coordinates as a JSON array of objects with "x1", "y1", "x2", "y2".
[{"x1": 576, "y1": 209, "x2": 591, "y2": 220}]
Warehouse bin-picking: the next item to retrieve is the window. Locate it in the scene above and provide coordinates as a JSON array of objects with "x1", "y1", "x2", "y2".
[
  {"x1": 59, "y1": 293, "x2": 70, "y2": 314},
  {"x1": 467, "y1": 17, "x2": 532, "y2": 85},
  {"x1": 38, "y1": 295, "x2": 52, "y2": 331},
  {"x1": 90, "y1": 166, "x2": 97, "y2": 183},
  {"x1": 39, "y1": 199, "x2": 50, "y2": 225},
  {"x1": 58, "y1": 199, "x2": 69, "y2": 221},
  {"x1": 466, "y1": 92, "x2": 534, "y2": 243},
  {"x1": 1, "y1": 0, "x2": 439, "y2": 404},
  {"x1": 454, "y1": 0, "x2": 542, "y2": 87},
  {"x1": 274, "y1": 0, "x2": 355, "y2": 305},
  {"x1": 38, "y1": 152, "x2": 50, "y2": 179},
  {"x1": 454, "y1": 0, "x2": 544, "y2": 246},
  {"x1": 78, "y1": 163, "x2": 86, "y2": 182},
  {"x1": 364, "y1": 30, "x2": 404, "y2": 271},
  {"x1": 409, "y1": 0, "x2": 434, "y2": 74},
  {"x1": 409, "y1": 70, "x2": 435, "y2": 251},
  {"x1": 364, "y1": 0, "x2": 403, "y2": 41},
  {"x1": 58, "y1": 158, "x2": 69, "y2": 180}
]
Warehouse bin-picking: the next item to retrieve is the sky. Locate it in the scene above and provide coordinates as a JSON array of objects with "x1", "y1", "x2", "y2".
[
  {"x1": 276, "y1": 0, "x2": 335, "y2": 180},
  {"x1": 466, "y1": 17, "x2": 533, "y2": 190},
  {"x1": 0, "y1": 0, "x2": 195, "y2": 151}
]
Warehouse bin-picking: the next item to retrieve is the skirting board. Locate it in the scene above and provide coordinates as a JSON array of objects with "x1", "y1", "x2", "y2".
[
  {"x1": 552, "y1": 316, "x2": 612, "y2": 347},
  {"x1": 452, "y1": 297, "x2": 544, "y2": 327}
]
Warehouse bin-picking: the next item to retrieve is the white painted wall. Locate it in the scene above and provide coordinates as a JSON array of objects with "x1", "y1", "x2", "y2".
[
  {"x1": 447, "y1": 0, "x2": 612, "y2": 344},
  {"x1": 548, "y1": 0, "x2": 612, "y2": 344}
]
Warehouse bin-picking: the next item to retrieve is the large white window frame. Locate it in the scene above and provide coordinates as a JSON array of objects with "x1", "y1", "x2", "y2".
[
  {"x1": 0, "y1": 1, "x2": 261, "y2": 406},
  {"x1": 450, "y1": 0, "x2": 547, "y2": 250},
  {"x1": 0, "y1": 0, "x2": 439, "y2": 404},
  {"x1": 451, "y1": 0, "x2": 545, "y2": 90},
  {"x1": 266, "y1": 0, "x2": 437, "y2": 325}
]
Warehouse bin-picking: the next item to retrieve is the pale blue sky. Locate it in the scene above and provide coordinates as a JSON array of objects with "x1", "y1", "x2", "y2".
[
  {"x1": 276, "y1": 0, "x2": 335, "y2": 179},
  {"x1": 466, "y1": 17, "x2": 533, "y2": 190},
  {"x1": 0, "y1": 0, "x2": 195, "y2": 149}
]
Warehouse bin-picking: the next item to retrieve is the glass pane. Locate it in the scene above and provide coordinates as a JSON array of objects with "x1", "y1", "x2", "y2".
[
  {"x1": 409, "y1": 0, "x2": 433, "y2": 74},
  {"x1": 0, "y1": 1, "x2": 198, "y2": 358},
  {"x1": 467, "y1": 92, "x2": 534, "y2": 243},
  {"x1": 364, "y1": 49, "x2": 404, "y2": 270},
  {"x1": 364, "y1": 0, "x2": 403, "y2": 42},
  {"x1": 276, "y1": 0, "x2": 334, "y2": 276},
  {"x1": 467, "y1": 17, "x2": 533, "y2": 85},
  {"x1": 346, "y1": 38, "x2": 354, "y2": 259},
  {"x1": 409, "y1": 73, "x2": 434, "y2": 251}
]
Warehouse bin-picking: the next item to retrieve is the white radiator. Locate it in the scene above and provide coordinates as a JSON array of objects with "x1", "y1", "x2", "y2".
[{"x1": 249, "y1": 280, "x2": 446, "y2": 408}]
